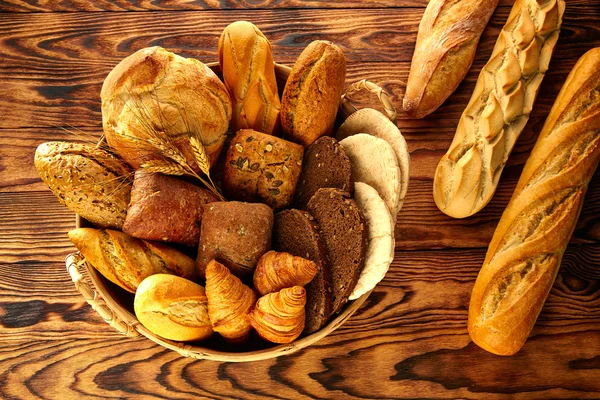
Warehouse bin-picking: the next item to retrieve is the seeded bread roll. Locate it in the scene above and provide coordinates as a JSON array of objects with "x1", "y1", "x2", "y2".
[
  {"x1": 224, "y1": 129, "x2": 304, "y2": 210},
  {"x1": 123, "y1": 171, "x2": 219, "y2": 246},
  {"x1": 218, "y1": 21, "x2": 281, "y2": 135},
  {"x1": 134, "y1": 274, "x2": 213, "y2": 342},
  {"x1": 281, "y1": 41, "x2": 346, "y2": 147},
  {"x1": 34, "y1": 141, "x2": 132, "y2": 230},
  {"x1": 433, "y1": 0, "x2": 565, "y2": 218},
  {"x1": 196, "y1": 201, "x2": 274, "y2": 279},
  {"x1": 403, "y1": 0, "x2": 500, "y2": 118},
  {"x1": 468, "y1": 47, "x2": 600, "y2": 356},
  {"x1": 69, "y1": 228, "x2": 196, "y2": 293}
]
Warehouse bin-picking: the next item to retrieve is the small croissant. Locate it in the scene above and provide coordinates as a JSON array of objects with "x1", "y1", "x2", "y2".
[
  {"x1": 253, "y1": 251, "x2": 318, "y2": 296},
  {"x1": 205, "y1": 260, "x2": 257, "y2": 342},
  {"x1": 250, "y1": 286, "x2": 306, "y2": 344}
]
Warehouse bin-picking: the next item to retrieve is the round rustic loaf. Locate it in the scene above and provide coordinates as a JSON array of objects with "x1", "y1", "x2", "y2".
[{"x1": 101, "y1": 46, "x2": 232, "y2": 171}]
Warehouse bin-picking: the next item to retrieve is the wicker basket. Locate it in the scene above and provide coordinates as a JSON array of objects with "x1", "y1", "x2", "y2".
[{"x1": 65, "y1": 62, "x2": 396, "y2": 362}]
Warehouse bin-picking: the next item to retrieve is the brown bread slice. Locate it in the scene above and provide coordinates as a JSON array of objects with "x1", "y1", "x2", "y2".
[
  {"x1": 273, "y1": 209, "x2": 334, "y2": 334},
  {"x1": 294, "y1": 136, "x2": 353, "y2": 209},
  {"x1": 306, "y1": 188, "x2": 368, "y2": 313}
]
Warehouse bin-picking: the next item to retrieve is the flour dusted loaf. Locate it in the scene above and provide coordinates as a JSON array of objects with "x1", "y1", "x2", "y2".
[
  {"x1": 403, "y1": 0, "x2": 500, "y2": 118},
  {"x1": 294, "y1": 136, "x2": 353, "y2": 209},
  {"x1": 69, "y1": 228, "x2": 196, "y2": 293},
  {"x1": 468, "y1": 47, "x2": 600, "y2": 356},
  {"x1": 224, "y1": 129, "x2": 304, "y2": 210},
  {"x1": 433, "y1": 0, "x2": 565, "y2": 218},
  {"x1": 196, "y1": 201, "x2": 274, "y2": 279},
  {"x1": 273, "y1": 209, "x2": 334, "y2": 334},
  {"x1": 123, "y1": 171, "x2": 219, "y2": 246},
  {"x1": 34, "y1": 141, "x2": 132, "y2": 230},
  {"x1": 101, "y1": 46, "x2": 232, "y2": 171},
  {"x1": 134, "y1": 274, "x2": 212, "y2": 342},
  {"x1": 307, "y1": 188, "x2": 367, "y2": 313},
  {"x1": 218, "y1": 21, "x2": 281, "y2": 135},
  {"x1": 281, "y1": 40, "x2": 346, "y2": 147}
]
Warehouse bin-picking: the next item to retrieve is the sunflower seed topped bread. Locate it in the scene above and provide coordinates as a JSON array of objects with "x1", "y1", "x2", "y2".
[
  {"x1": 273, "y1": 209, "x2": 334, "y2": 334},
  {"x1": 433, "y1": 0, "x2": 565, "y2": 219},
  {"x1": 468, "y1": 47, "x2": 600, "y2": 356},
  {"x1": 336, "y1": 108, "x2": 410, "y2": 215},
  {"x1": 224, "y1": 129, "x2": 304, "y2": 210},
  {"x1": 403, "y1": 0, "x2": 500, "y2": 118},
  {"x1": 34, "y1": 141, "x2": 132, "y2": 230},
  {"x1": 307, "y1": 188, "x2": 367, "y2": 313},
  {"x1": 294, "y1": 136, "x2": 353, "y2": 209},
  {"x1": 281, "y1": 40, "x2": 346, "y2": 147},
  {"x1": 218, "y1": 21, "x2": 281, "y2": 135},
  {"x1": 122, "y1": 171, "x2": 219, "y2": 246},
  {"x1": 134, "y1": 274, "x2": 213, "y2": 342},
  {"x1": 101, "y1": 46, "x2": 232, "y2": 171},
  {"x1": 339, "y1": 133, "x2": 402, "y2": 217},
  {"x1": 196, "y1": 201, "x2": 274, "y2": 279},
  {"x1": 68, "y1": 228, "x2": 196, "y2": 293},
  {"x1": 349, "y1": 182, "x2": 395, "y2": 301}
]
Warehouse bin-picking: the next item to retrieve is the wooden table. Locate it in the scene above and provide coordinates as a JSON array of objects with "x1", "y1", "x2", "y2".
[{"x1": 1, "y1": 0, "x2": 599, "y2": 398}]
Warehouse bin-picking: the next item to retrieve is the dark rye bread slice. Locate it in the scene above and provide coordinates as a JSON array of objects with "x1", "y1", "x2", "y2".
[
  {"x1": 294, "y1": 136, "x2": 353, "y2": 209},
  {"x1": 273, "y1": 209, "x2": 334, "y2": 334},
  {"x1": 307, "y1": 188, "x2": 367, "y2": 313}
]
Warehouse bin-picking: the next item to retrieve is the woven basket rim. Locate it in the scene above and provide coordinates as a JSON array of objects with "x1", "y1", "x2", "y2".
[{"x1": 75, "y1": 61, "x2": 373, "y2": 362}]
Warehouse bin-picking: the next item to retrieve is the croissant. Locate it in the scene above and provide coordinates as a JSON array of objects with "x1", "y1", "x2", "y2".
[
  {"x1": 250, "y1": 286, "x2": 306, "y2": 344},
  {"x1": 205, "y1": 259, "x2": 257, "y2": 342},
  {"x1": 253, "y1": 251, "x2": 318, "y2": 296}
]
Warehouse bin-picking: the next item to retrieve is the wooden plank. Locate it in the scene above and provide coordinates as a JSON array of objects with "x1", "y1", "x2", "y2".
[
  {"x1": 0, "y1": 248, "x2": 598, "y2": 398},
  {"x1": 3, "y1": 0, "x2": 591, "y2": 12}
]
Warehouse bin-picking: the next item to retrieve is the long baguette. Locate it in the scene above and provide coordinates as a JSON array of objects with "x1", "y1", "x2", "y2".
[
  {"x1": 468, "y1": 47, "x2": 600, "y2": 356},
  {"x1": 433, "y1": 0, "x2": 565, "y2": 218},
  {"x1": 403, "y1": 0, "x2": 500, "y2": 119}
]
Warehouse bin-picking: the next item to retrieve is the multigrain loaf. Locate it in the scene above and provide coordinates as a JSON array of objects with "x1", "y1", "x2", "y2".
[
  {"x1": 196, "y1": 201, "x2": 274, "y2": 279},
  {"x1": 273, "y1": 209, "x2": 334, "y2": 334},
  {"x1": 224, "y1": 129, "x2": 304, "y2": 210},
  {"x1": 34, "y1": 141, "x2": 132, "y2": 230},
  {"x1": 307, "y1": 188, "x2": 367, "y2": 313},
  {"x1": 433, "y1": 0, "x2": 565, "y2": 219},
  {"x1": 134, "y1": 274, "x2": 213, "y2": 342},
  {"x1": 336, "y1": 108, "x2": 410, "y2": 215},
  {"x1": 339, "y1": 134, "x2": 402, "y2": 217},
  {"x1": 403, "y1": 0, "x2": 500, "y2": 118},
  {"x1": 218, "y1": 21, "x2": 281, "y2": 135},
  {"x1": 468, "y1": 47, "x2": 600, "y2": 356},
  {"x1": 294, "y1": 136, "x2": 353, "y2": 209},
  {"x1": 68, "y1": 228, "x2": 196, "y2": 293},
  {"x1": 101, "y1": 46, "x2": 232, "y2": 171},
  {"x1": 281, "y1": 41, "x2": 346, "y2": 147},
  {"x1": 123, "y1": 171, "x2": 219, "y2": 246}
]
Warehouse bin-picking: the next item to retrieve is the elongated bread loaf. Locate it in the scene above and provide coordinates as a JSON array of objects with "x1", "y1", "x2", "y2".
[
  {"x1": 218, "y1": 21, "x2": 281, "y2": 135},
  {"x1": 468, "y1": 47, "x2": 600, "y2": 356},
  {"x1": 403, "y1": 0, "x2": 500, "y2": 118},
  {"x1": 433, "y1": 0, "x2": 565, "y2": 218}
]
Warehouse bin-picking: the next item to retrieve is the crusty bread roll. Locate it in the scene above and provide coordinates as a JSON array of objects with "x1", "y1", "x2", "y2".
[
  {"x1": 218, "y1": 21, "x2": 281, "y2": 135},
  {"x1": 69, "y1": 228, "x2": 196, "y2": 293},
  {"x1": 403, "y1": 0, "x2": 500, "y2": 118},
  {"x1": 281, "y1": 40, "x2": 346, "y2": 147},
  {"x1": 468, "y1": 47, "x2": 600, "y2": 356},
  {"x1": 101, "y1": 46, "x2": 232, "y2": 171},
  {"x1": 134, "y1": 274, "x2": 213, "y2": 342},
  {"x1": 35, "y1": 141, "x2": 132, "y2": 230},
  {"x1": 433, "y1": 0, "x2": 565, "y2": 219}
]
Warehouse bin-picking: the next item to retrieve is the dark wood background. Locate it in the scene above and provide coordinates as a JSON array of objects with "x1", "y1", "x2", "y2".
[{"x1": 1, "y1": 0, "x2": 599, "y2": 398}]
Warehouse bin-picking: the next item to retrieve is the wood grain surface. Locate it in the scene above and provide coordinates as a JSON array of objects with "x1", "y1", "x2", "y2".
[{"x1": 0, "y1": 0, "x2": 599, "y2": 398}]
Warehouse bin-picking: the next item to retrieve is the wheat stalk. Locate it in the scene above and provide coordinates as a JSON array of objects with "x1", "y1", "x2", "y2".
[{"x1": 140, "y1": 160, "x2": 187, "y2": 176}]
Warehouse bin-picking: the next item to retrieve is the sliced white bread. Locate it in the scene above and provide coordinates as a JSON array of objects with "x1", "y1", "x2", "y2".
[
  {"x1": 349, "y1": 182, "x2": 394, "y2": 300},
  {"x1": 339, "y1": 133, "x2": 401, "y2": 217},
  {"x1": 336, "y1": 108, "x2": 409, "y2": 214}
]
